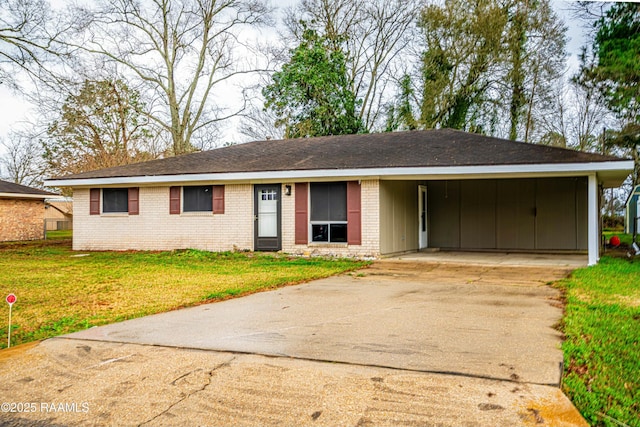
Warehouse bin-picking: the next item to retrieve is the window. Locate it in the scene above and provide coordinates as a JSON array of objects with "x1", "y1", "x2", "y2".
[
  {"x1": 183, "y1": 185, "x2": 213, "y2": 212},
  {"x1": 102, "y1": 188, "x2": 129, "y2": 213},
  {"x1": 310, "y1": 182, "x2": 347, "y2": 243},
  {"x1": 261, "y1": 189, "x2": 277, "y2": 201}
]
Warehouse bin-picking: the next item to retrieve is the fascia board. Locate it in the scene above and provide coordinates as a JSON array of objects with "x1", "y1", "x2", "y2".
[
  {"x1": 44, "y1": 160, "x2": 634, "y2": 188},
  {"x1": 0, "y1": 192, "x2": 51, "y2": 199}
]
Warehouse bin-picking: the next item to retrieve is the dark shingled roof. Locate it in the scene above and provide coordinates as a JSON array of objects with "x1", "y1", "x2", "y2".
[
  {"x1": 52, "y1": 129, "x2": 627, "y2": 180},
  {"x1": 0, "y1": 179, "x2": 57, "y2": 197}
]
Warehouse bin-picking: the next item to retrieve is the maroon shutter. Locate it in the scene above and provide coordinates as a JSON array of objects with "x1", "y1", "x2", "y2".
[
  {"x1": 89, "y1": 188, "x2": 100, "y2": 215},
  {"x1": 212, "y1": 185, "x2": 225, "y2": 214},
  {"x1": 169, "y1": 186, "x2": 181, "y2": 214},
  {"x1": 128, "y1": 187, "x2": 139, "y2": 215},
  {"x1": 347, "y1": 181, "x2": 361, "y2": 245},
  {"x1": 295, "y1": 183, "x2": 308, "y2": 244}
]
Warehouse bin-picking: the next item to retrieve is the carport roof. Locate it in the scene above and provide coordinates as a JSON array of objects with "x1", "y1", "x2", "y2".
[{"x1": 46, "y1": 129, "x2": 633, "y2": 186}]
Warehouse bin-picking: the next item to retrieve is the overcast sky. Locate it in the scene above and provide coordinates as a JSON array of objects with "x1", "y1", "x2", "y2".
[{"x1": 0, "y1": 0, "x2": 591, "y2": 146}]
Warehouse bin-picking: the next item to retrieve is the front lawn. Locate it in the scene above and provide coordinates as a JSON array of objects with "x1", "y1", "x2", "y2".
[
  {"x1": 556, "y1": 256, "x2": 640, "y2": 427},
  {"x1": 0, "y1": 241, "x2": 366, "y2": 349}
]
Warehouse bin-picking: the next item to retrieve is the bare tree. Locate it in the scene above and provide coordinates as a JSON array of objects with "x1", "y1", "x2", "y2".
[
  {"x1": 569, "y1": 80, "x2": 611, "y2": 153},
  {"x1": 537, "y1": 81, "x2": 570, "y2": 148},
  {"x1": 69, "y1": 0, "x2": 272, "y2": 154},
  {"x1": 538, "y1": 75, "x2": 614, "y2": 153},
  {"x1": 239, "y1": 104, "x2": 284, "y2": 142},
  {"x1": 0, "y1": 129, "x2": 48, "y2": 187},
  {"x1": 0, "y1": 0, "x2": 73, "y2": 89}
]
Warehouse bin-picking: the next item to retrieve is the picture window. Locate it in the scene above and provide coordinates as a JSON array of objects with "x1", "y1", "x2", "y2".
[
  {"x1": 102, "y1": 188, "x2": 128, "y2": 213},
  {"x1": 183, "y1": 186, "x2": 213, "y2": 212}
]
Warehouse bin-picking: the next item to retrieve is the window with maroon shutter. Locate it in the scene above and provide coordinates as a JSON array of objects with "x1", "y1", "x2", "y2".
[
  {"x1": 346, "y1": 181, "x2": 361, "y2": 245},
  {"x1": 184, "y1": 186, "x2": 212, "y2": 212},
  {"x1": 212, "y1": 185, "x2": 225, "y2": 214},
  {"x1": 295, "y1": 183, "x2": 308, "y2": 244},
  {"x1": 128, "y1": 188, "x2": 139, "y2": 215},
  {"x1": 103, "y1": 188, "x2": 129, "y2": 213},
  {"x1": 169, "y1": 186, "x2": 181, "y2": 214},
  {"x1": 310, "y1": 182, "x2": 347, "y2": 243},
  {"x1": 90, "y1": 188, "x2": 100, "y2": 215}
]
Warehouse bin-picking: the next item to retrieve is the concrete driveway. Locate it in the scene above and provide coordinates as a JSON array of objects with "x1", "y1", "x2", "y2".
[
  {"x1": 68, "y1": 261, "x2": 568, "y2": 385},
  {"x1": 0, "y1": 258, "x2": 588, "y2": 426}
]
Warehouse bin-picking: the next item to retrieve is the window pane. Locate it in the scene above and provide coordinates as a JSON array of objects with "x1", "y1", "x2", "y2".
[
  {"x1": 328, "y1": 182, "x2": 347, "y2": 221},
  {"x1": 103, "y1": 188, "x2": 128, "y2": 213},
  {"x1": 310, "y1": 183, "x2": 329, "y2": 221},
  {"x1": 184, "y1": 186, "x2": 213, "y2": 212},
  {"x1": 312, "y1": 224, "x2": 328, "y2": 242},
  {"x1": 310, "y1": 182, "x2": 346, "y2": 221},
  {"x1": 330, "y1": 224, "x2": 347, "y2": 242}
]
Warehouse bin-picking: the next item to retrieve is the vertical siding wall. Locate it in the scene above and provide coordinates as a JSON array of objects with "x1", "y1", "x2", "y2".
[
  {"x1": 0, "y1": 198, "x2": 46, "y2": 242},
  {"x1": 73, "y1": 185, "x2": 253, "y2": 251},
  {"x1": 428, "y1": 177, "x2": 589, "y2": 251},
  {"x1": 281, "y1": 179, "x2": 380, "y2": 257},
  {"x1": 379, "y1": 180, "x2": 419, "y2": 255}
]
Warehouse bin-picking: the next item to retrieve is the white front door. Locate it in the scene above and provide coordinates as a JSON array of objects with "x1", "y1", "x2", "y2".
[{"x1": 418, "y1": 185, "x2": 428, "y2": 249}]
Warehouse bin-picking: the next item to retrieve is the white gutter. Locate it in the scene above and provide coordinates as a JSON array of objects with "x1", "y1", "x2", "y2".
[
  {"x1": 0, "y1": 192, "x2": 52, "y2": 199},
  {"x1": 45, "y1": 160, "x2": 634, "y2": 188}
]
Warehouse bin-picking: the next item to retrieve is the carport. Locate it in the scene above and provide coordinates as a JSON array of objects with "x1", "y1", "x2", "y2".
[{"x1": 377, "y1": 163, "x2": 630, "y2": 266}]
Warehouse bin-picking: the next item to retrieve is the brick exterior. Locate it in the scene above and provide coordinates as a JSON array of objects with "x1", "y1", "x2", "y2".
[
  {"x1": 73, "y1": 185, "x2": 253, "y2": 251},
  {"x1": 72, "y1": 180, "x2": 382, "y2": 258},
  {"x1": 281, "y1": 180, "x2": 380, "y2": 258},
  {"x1": 0, "y1": 198, "x2": 46, "y2": 242}
]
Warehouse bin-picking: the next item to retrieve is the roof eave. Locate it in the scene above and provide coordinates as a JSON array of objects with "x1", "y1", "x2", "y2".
[
  {"x1": 0, "y1": 192, "x2": 52, "y2": 200},
  {"x1": 44, "y1": 160, "x2": 634, "y2": 189}
]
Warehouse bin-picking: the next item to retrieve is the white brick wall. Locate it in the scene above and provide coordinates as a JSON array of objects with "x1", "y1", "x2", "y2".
[
  {"x1": 73, "y1": 185, "x2": 253, "y2": 251},
  {"x1": 73, "y1": 180, "x2": 381, "y2": 258},
  {"x1": 281, "y1": 180, "x2": 380, "y2": 258}
]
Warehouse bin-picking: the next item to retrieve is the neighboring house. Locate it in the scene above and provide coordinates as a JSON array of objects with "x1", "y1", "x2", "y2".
[
  {"x1": 45, "y1": 129, "x2": 633, "y2": 265},
  {"x1": 0, "y1": 180, "x2": 58, "y2": 242},
  {"x1": 45, "y1": 196, "x2": 73, "y2": 231},
  {"x1": 625, "y1": 185, "x2": 640, "y2": 235}
]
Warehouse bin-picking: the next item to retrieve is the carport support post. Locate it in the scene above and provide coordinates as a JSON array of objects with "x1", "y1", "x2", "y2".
[{"x1": 588, "y1": 174, "x2": 599, "y2": 266}]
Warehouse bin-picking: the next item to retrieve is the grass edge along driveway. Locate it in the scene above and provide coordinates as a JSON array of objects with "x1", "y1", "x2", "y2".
[
  {"x1": 556, "y1": 255, "x2": 640, "y2": 427},
  {"x1": 0, "y1": 241, "x2": 367, "y2": 349}
]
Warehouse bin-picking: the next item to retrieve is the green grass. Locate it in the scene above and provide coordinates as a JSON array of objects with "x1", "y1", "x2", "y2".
[
  {"x1": 45, "y1": 229, "x2": 72, "y2": 240},
  {"x1": 556, "y1": 256, "x2": 640, "y2": 427},
  {"x1": 0, "y1": 241, "x2": 367, "y2": 349}
]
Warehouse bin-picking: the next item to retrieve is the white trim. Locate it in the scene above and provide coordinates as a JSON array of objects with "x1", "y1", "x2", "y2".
[
  {"x1": 45, "y1": 161, "x2": 634, "y2": 187},
  {"x1": 0, "y1": 192, "x2": 51, "y2": 200},
  {"x1": 588, "y1": 174, "x2": 599, "y2": 266},
  {"x1": 45, "y1": 197, "x2": 73, "y2": 203}
]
